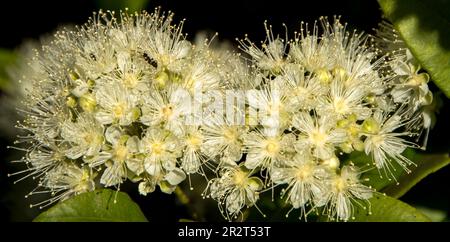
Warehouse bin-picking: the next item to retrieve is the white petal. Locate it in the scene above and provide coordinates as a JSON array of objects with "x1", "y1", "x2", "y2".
[
  {"x1": 159, "y1": 181, "x2": 176, "y2": 194},
  {"x1": 244, "y1": 153, "x2": 261, "y2": 169},
  {"x1": 65, "y1": 146, "x2": 85, "y2": 159},
  {"x1": 165, "y1": 168, "x2": 186, "y2": 185},
  {"x1": 126, "y1": 136, "x2": 140, "y2": 153},
  {"x1": 105, "y1": 125, "x2": 122, "y2": 145},
  {"x1": 144, "y1": 158, "x2": 161, "y2": 176},
  {"x1": 95, "y1": 111, "x2": 114, "y2": 125}
]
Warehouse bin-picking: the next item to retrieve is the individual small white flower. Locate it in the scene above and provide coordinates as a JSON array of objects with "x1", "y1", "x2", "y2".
[
  {"x1": 317, "y1": 79, "x2": 372, "y2": 120},
  {"x1": 145, "y1": 14, "x2": 192, "y2": 73},
  {"x1": 324, "y1": 165, "x2": 373, "y2": 221},
  {"x1": 180, "y1": 50, "x2": 221, "y2": 92},
  {"x1": 74, "y1": 38, "x2": 117, "y2": 79},
  {"x1": 8, "y1": 142, "x2": 67, "y2": 184},
  {"x1": 140, "y1": 127, "x2": 182, "y2": 177},
  {"x1": 205, "y1": 164, "x2": 263, "y2": 220},
  {"x1": 98, "y1": 125, "x2": 140, "y2": 187},
  {"x1": 289, "y1": 20, "x2": 335, "y2": 73},
  {"x1": 109, "y1": 51, "x2": 151, "y2": 93},
  {"x1": 271, "y1": 153, "x2": 330, "y2": 219},
  {"x1": 180, "y1": 126, "x2": 207, "y2": 175},
  {"x1": 33, "y1": 163, "x2": 96, "y2": 208},
  {"x1": 202, "y1": 121, "x2": 246, "y2": 165},
  {"x1": 362, "y1": 110, "x2": 416, "y2": 177},
  {"x1": 390, "y1": 60, "x2": 433, "y2": 110},
  {"x1": 18, "y1": 94, "x2": 70, "y2": 143},
  {"x1": 140, "y1": 86, "x2": 191, "y2": 135},
  {"x1": 138, "y1": 167, "x2": 187, "y2": 195},
  {"x1": 238, "y1": 22, "x2": 288, "y2": 73},
  {"x1": 247, "y1": 81, "x2": 293, "y2": 129},
  {"x1": 293, "y1": 112, "x2": 346, "y2": 160},
  {"x1": 278, "y1": 67, "x2": 327, "y2": 111},
  {"x1": 243, "y1": 128, "x2": 295, "y2": 171},
  {"x1": 94, "y1": 82, "x2": 139, "y2": 126},
  {"x1": 61, "y1": 113, "x2": 104, "y2": 160}
]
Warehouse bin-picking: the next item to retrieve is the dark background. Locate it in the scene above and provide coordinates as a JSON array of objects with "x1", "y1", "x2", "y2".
[{"x1": 0, "y1": 0, "x2": 448, "y2": 222}]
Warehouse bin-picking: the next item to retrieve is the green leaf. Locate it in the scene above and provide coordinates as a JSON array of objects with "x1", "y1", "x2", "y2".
[
  {"x1": 34, "y1": 189, "x2": 148, "y2": 222},
  {"x1": 179, "y1": 218, "x2": 196, "y2": 222},
  {"x1": 381, "y1": 152, "x2": 450, "y2": 198},
  {"x1": 352, "y1": 194, "x2": 431, "y2": 222},
  {"x1": 0, "y1": 49, "x2": 16, "y2": 92},
  {"x1": 96, "y1": 0, "x2": 149, "y2": 12},
  {"x1": 378, "y1": 0, "x2": 450, "y2": 98},
  {"x1": 347, "y1": 151, "x2": 403, "y2": 191},
  {"x1": 348, "y1": 150, "x2": 450, "y2": 198},
  {"x1": 415, "y1": 206, "x2": 447, "y2": 222}
]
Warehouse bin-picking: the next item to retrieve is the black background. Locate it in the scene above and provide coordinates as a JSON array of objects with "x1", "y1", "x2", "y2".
[{"x1": 0, "y1": 0, "x2": 448, "y2": 222}]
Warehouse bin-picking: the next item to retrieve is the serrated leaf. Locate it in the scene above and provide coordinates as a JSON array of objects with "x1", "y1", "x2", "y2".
[
  {"x1": 352, "y1": 194, "x2": 431, "y2": 222},
  {"x1": 378, "y1": 0, "x2": 450, "y2": 98},
  {"x1": 34, "y1": 189, "x2": 148, "y2": 222}
]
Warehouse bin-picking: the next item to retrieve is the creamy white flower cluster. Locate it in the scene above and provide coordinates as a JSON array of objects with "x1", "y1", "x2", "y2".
[{"x1": 10, "y1": 10, "x2": 431, "y2": 221}]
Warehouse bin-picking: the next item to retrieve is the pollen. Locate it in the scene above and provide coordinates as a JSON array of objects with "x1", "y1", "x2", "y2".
[
  {"x1": 333, "y1": 97, "x2": 349, "y2": 114},
  {"x1": 114, "y1": 145, "x2": 129, "y2": 162},
  {"x1": 150, "y1": 142, "x2": 164, "y2": 155},
  {"x1": 333, "y1": 177, "x2": 347, "y2": 192},
  {"x1": 233, "y1": 170, "x2": 249, "y2": 188},
  {"x1": 264, "y1": 139, "x2": 280, "y2": 155},
  {"x1": 295, "y1": 165, "x2": 313, "y2": 180},
  {"x1": 113, "y1": 103, "x2": 127, "y2": 118},
  {"x1": 310, "y1": 130, "x2": 327, "y2": 146},
  {"x1": 186, "y1": 134, "x2": 202, "y2": 149},
  {"x1": 123, "y1": 72, "x2": 139, "y2": 88},
  {"x1": 315, "y1": 68, "x2": 332, "y2": 84}
]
